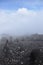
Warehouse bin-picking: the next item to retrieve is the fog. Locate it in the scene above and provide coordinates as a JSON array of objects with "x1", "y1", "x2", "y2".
[{"x1": 0, "y1": 8, "x2": 43, "y2": 36}]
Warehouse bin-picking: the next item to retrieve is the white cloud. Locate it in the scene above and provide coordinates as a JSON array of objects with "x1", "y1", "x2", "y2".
[{"x1": 0, "y1": 8, "x2": 43, "y2": 36}]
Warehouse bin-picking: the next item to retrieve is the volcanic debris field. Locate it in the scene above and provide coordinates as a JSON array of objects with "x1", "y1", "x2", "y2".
[{"x1": 0, "y1": 34, "x2": 43, "y2": 65}]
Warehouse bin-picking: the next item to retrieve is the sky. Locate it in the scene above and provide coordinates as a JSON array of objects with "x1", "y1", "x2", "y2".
[{"x1": 0, "y1": 0, "x2": 43, "y2": 36}]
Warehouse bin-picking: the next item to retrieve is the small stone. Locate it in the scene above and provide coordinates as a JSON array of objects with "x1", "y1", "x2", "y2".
[
  {"x1": 39, "y1": 60, "x2": 42, "y2": 63},
  {"x1": 38, "y1": 64, "x2": 40, "y2": 65},
  {"x1": 40, "y1": 49, "x2": 42, "y2": 51},
  {"x1": 21, "y1": 61, "x2": 23, "y2": 64},
  {"x1": 34, "y1": 59, "x2": 37, "y2": 63}
]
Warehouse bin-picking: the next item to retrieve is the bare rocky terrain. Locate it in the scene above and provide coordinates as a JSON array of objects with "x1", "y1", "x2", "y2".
[{"x1": 0, "y1": 34, "x2": 43, "y2": 65}]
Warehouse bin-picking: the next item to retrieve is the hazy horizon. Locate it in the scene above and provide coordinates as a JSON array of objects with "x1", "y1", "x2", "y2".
[{"x1": 0, "y1": 0, "x2": 43, "y2": 36}]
